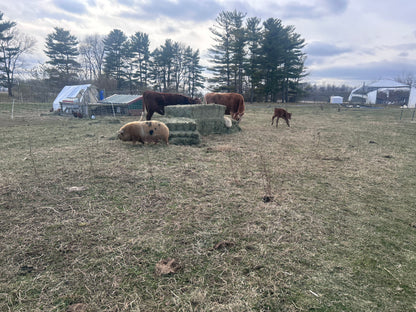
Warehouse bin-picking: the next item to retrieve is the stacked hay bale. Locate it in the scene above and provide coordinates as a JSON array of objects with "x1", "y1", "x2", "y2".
[
  {"x1": 158, "y1": 104, "x2": 240, "y2": 145},
  {"x1": 162, "y1": 117, "x2": 200, "y2": 145}
]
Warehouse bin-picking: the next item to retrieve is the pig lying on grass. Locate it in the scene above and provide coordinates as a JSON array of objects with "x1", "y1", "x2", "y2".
[{"x1": 117, "y1": 121, "x2": 169, "y2": 144}]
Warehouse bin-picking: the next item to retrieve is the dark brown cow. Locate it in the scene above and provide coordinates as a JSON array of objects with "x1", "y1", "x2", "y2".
[
  {"x1": 271, "y1": 108, "x2": 291, "y2": 127},
  {"x1": 142, "y1": 91, "x2": 201, "y2": 120},
  {"x1": 204, "y1": 92, "x2": 245, "y2": 121}
]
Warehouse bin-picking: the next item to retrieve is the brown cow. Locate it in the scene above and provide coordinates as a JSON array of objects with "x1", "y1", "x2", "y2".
[
  {"x1": 142, "y1": 90, "x2": 201, "y2": 120},
  {"x1": 204, "y1": 92, "x2": 245, "y2": 121},
  {"x1": 271, "y1": 108, "x2": 291, "y2": 127}
]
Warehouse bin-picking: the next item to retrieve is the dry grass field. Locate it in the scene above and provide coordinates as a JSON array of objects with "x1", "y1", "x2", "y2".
[{"x1": 1, "y1": 102, "x2": 415, "y2": 311}]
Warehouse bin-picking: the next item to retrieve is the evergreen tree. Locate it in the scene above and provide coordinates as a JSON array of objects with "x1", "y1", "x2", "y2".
[
  {"x1": 122, "y1": 38, "x2": 135, "y2": 94},
  {"x1": 245, "y1": 17, "x2": 262, "y2": 102},
  {"x1": 149, "y1": 47, "x2": 163, "y2": 91},
  {"x1": 0, "y1": 12, "x2": 16, "y2": 94},
  {"x1": 280, "y1": 26, "x2": 307, "y2": 102},
  {"x1": 44, "y1": 27, "x2": 80, "y2": 87},
  {"x1": 208, "y1": 11, "x2": 235, "y2": 92},
  {"x1": 184, "y1": 47, "x2": 204, "y2": 97},
  {"x1": 103, "y1": 29, "x2": 127, "y2": 90},
  {"x1": 172, "y1": 41, "x2": 185, "y2": 92},
  {"x1": 0, "y1": 12, "x2": 35, "y2": 97},
  {"x1": 229, "y1": 11, "x2": 246, "y2": 93},
  {"x1": 0, "y1": 12, "x2": 15, "y2": 41},
  {"x1": 260, "y1": 18, "x2": 287, "y2": 102},
  {"x1": 258, "y1": 18, "x2": 307, "y2": 102},
  {"x1": 151, "y1": 39, "x2": 176, "y2": 91},
  {"x1": 129, "y1": 31, "x2": 150, "y2": 91}
]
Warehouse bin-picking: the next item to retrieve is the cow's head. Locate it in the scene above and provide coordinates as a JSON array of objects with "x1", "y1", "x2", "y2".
[
  {"x1": 192, "y1": 97, "x2": 202, "y2": 104},
  {"x1": 233, "y1": 112, "x2": 244, "y2": 122}
]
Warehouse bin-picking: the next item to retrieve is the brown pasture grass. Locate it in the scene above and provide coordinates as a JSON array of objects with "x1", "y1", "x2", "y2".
[{"x1": 1, "y1": 102, "x2": 415, "y2": 311}]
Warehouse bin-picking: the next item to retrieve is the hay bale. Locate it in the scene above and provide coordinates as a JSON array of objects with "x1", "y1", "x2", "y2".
[
  {"x1": 152, "y1": 104, "x2": 240, "y2": 145},
  {"x1": 165, "y1": 104, "x2": 225, "y2": 119},
  {"x1": 161, "y1": 117, "x2": 197, "y2": 131},
  {"x1": 164, "y1": 104, "x2": 241, "y2": 135},
  {"x1": 168, "y1": 130, "x2": 201, "y2": 145},
  {"x1": 156, "y1": 117, "x2": 201, "y2": 145}
]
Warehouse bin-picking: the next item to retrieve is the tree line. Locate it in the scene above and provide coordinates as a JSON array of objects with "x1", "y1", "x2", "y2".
[
  {"x1": 43, "y1": 27, "x2": 204, "y2": 98},
  {"x1": 208, "y1": 10, "x2": 307, "y2": 102},
  {"x1": 1, "y1": 10, "x2": 308, "y2": 102}
]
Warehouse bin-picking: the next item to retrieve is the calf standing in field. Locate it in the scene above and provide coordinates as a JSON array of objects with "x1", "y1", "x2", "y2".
[{"x1": 271, "y1": 108, "x2": 291, "y2": 128}]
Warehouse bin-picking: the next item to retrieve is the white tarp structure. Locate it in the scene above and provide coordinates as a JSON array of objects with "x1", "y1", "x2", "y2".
[
  {"x1": 330, "y1": 96, "x2": 343, "y2": 104},
  {"x1": 348, "y1": 80, "x2": 416, "y2": 107},
  {"x1": 53, "y1": 84, "x2": 98, "y2": 114},
  {"x1": 409, "y1": 88, "x2": 416, "y2": 108}
]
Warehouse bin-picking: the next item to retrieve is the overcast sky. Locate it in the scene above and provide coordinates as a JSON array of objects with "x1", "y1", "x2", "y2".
[{"x1": 1, "y1": 0, "x2": 416, "y2": 87}]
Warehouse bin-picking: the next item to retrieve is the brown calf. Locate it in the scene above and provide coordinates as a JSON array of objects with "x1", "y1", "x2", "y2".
[{"x1": 271, "y1": 108, "x2": 291, "y2": 127}]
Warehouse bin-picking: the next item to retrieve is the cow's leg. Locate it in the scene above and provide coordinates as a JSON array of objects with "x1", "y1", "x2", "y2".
[
  {"x1": 146, "y1": 110, "x2": 154, "y2": 120},
  {"x1": 271, "y1": 115, "x2": 275, "y2": 125},
  {"x1": 276, "y1": 117, "x2": 279, "y2": 128},
  {"x1": 285, "y1": 118, "x2": 290, "y2": 127}
]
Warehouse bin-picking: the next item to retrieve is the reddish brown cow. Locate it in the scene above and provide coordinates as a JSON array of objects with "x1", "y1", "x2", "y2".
[
  {"x1": 142, "y1": 91, "x2": 201, "y2": 120},
  {"x1": 271, "y1": 108, "x2": 291, "y2": 127},
  {"x1": 204, "y1": 92, "x2": 245, "y2": 121}
]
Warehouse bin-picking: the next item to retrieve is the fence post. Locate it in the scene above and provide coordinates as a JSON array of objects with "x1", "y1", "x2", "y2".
[{"x1": 11, "y1": 99, "x2": 15, "y2": 119}]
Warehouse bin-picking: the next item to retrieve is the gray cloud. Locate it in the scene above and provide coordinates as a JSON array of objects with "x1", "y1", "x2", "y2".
[
  {"x1": 264, "y1": 0, "x2": 349, "y2": 20},
  {"x1": 312, "y1": 60, "x2": 416, "y2": 82},
  {"x1": 391, "y1": 43, "x2": 416, "y2": 51},
  {"x1": 321, "y1": 0, "x2": 349, "y2": 14},
  {"x1": 53, "y1": 0, "x2": 87, "y2": 15},
  {"x1": 306, "y1": 41, "x2": 353, "y2": 57},
  {"x1": 120, "y1": 0, "x2": 221, "y2": 21}
]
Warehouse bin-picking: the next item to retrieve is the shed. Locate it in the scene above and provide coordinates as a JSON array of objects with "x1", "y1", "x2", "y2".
[
  {"x1": 92, "y1": 94, "x2": 143, "y2": 116},
  {"x1": 53, "y1": 84, "x2": 98, "y2": 114},
  {"x1": 330, "y1": 96, "x2": 343, "y2": 104}
]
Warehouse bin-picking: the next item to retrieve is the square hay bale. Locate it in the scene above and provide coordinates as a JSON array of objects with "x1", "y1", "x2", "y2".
[
  {"x1": 168, "y1": 130, "x2": 201, "y2": 145},
  {"x1": 165, "y1": 104, "x2": 225, "y2": 119},
  {"x1": 156, "y1": 117, "x2": 201, "y2": 145},
  {"x1": 161, "y1": 117, "x2": 198, "y2": 131}
]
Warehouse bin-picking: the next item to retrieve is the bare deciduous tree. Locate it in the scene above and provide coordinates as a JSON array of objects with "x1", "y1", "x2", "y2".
[{"x1": 79, "y1": 34, "x2": 105, "y2": 81}]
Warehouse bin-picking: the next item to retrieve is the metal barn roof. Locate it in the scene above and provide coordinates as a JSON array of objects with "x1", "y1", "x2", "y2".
[{"x1": 99, "y1": 94, "x2": 142, "y2": 105}]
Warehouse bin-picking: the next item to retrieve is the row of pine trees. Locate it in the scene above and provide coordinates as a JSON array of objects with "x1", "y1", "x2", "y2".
[
  {"x1": 44, "y1": 28, "x2": 204, "y2": 98},
  {"x1": 2, "y1": 10, "x2": 307, "y2": 102},
  {"x1": 208, "y1": 11, "x2": 307, "y2": 102}
]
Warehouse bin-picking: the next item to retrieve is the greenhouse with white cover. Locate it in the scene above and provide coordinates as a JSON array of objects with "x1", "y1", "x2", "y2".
[{"x1": 348, "y1": 80, "x2": 416, "y2": 108}]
